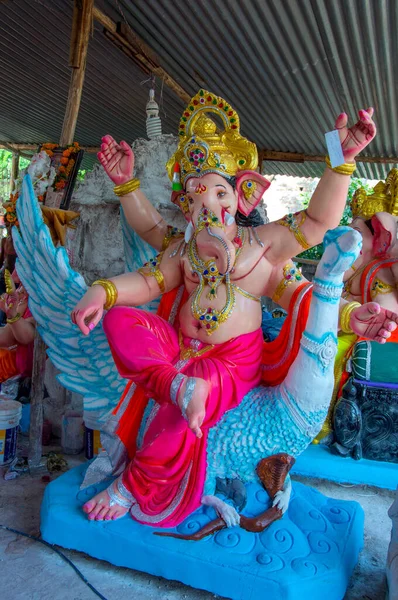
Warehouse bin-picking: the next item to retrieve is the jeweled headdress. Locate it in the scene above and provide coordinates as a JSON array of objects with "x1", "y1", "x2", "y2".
[
  {"x1": 166, "y1": 89, "x2": 258, "y2": 185},
  {"x1": 351, "y1": 168, "x2": 398, "y2": 219}
]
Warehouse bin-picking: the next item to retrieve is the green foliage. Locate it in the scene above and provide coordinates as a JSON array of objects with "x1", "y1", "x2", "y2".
[
  {"x1": 297, "y1": 177, "x2": 374, "y2": 261},
  {"x1": 0, "y1": 150, "x2": 30, "y2": 199}
]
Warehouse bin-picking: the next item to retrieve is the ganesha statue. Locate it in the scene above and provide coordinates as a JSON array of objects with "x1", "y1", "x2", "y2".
[{"x1": 14, "y1": 90, "x2": 396, "y2": 537}]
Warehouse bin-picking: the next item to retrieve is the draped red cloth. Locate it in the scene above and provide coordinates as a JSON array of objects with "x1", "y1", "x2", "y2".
[{"x1": 108, "y1": 283, "x2": 312, "y2": 527}]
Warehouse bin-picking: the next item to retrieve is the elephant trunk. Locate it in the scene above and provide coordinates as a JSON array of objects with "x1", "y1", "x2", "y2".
[{"x1": 195, "y1": 225, "x2": 236, "y2": 274}]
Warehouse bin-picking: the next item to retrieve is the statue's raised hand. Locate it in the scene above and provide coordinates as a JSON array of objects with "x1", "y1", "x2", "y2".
[
  {"x1": 335, "y1": 108, "x2": 376, "y2": 162},
  {"x1": 98, "y1": 135, "x2": 134, "y2": 186},
  {"x1": 350, "y1": 302, "x2": 398, "y2": 343},
  {"x1": 71, "y1": 286, "x2": 106, "y2": 336}
]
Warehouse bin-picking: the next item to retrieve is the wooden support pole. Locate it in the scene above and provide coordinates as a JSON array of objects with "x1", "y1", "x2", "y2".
[
  {"x1": 29, "y1": 0, "x2": 93, "y2": 467},
  {"x1": 10, "y1": 152, "x2": 19, "y2": 192},
  {"x1": 60, "y1": 0, "x2": 94, "y2": 146},
  {"x1": 28, "y1": 333, "x2": 47, "y2": 469}
]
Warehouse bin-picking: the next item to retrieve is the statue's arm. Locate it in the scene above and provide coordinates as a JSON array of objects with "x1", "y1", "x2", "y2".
[
  {"x1": 0, "y1": 324, "x2": 18, "y2": 348},
  {"x1": 119, "y1": 188, "x2": 170, "y2": 252},
  {"x1": 6, "y1": 316, "x2": 36, "y2": 345},
  {"x1": 98, "y1": 135, "x2": 180, "y2": 252},
  {"x1": 72, "y1": 246, "x2": 183, "y2": 335}
]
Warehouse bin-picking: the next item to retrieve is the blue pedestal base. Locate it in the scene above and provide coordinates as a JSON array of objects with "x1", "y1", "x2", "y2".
[
  {"x1": 292, "y1": 444, "x2": 398, "y2": 490},
  {"x1": 41, "y1": 464, "x2": 364, "y2": 600}
]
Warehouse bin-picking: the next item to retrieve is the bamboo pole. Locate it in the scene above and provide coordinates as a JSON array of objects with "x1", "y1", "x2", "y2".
[{"x1": 28, "y1": 0, "x2": 93, "y2": 468}]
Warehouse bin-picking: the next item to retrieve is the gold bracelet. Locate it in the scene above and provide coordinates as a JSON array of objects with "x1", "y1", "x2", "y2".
[
  {"x1": 92, "y1": 279, "x2": 118, "y2": 310},
  {"x1": 114, "y1": 178, "x2": 140, "y2": 197},
  {"x1": 325, "y1": 156, "x2": 356, "y2": 176},
  {"x1": 162, "y1": 226, "x2": 184, "y2": 251},
  {"x1": 7, "y1": 313, "x2": 21, "y2": 324},
  {"x1": 340, "y1": 301, "x2": 361, "y2": 334}
]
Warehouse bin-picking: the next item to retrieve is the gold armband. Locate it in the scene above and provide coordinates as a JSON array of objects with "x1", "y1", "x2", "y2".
[
  {"x1": 138, "y1": 253, "x2": 165, "y2": 294},
  {"x1": 272, "y1": 263, "x2": 303, "y2": 303},
  {"x1": 325, "y1": 156, "x2": 356, "y2": 176},
  {"x1": 92, "y1": 279, "x2": 118, "y2": 310},
  {"x1": 6, "y1": 313, "x2": 21, "y2": 324},
  {"x1": 340, "y1": 301, "x2": 361, "y2": 334},
  {"x1": 162, "y1": 225, "x2": 184, "y2": 251},
  {"x1": 276, "y1": 211, "x2": 311, "y2": 250},
  {"x1": 114, "y1": 178, "x2": 140, "y2": 197}
]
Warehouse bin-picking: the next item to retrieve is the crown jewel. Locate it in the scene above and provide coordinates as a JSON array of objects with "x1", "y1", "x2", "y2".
[
  {"x1": 166, "y1": 89, "x2": 258, "y2": 185},
  {"x1": 351, "y1": 168, "x2": 398, "y2": 220}
]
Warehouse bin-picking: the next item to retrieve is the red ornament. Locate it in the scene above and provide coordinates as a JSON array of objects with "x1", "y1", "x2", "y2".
[
  {"x1": 207, "y1": 96, "x2": 212, "y2": 101},
  {"x1": 193, "y1": 100, "x2": 199, "y2": 105},
  {"x1": 184, "y1": 112, "x2": 190, "y2": 117},
  {"x1": 233, "y1": 236, "x2": 242, "y2": 248},
  {"x1": 231, "y1": 124, "x2": 237, "y2": 129},
  {"x1": 218, "y1": 103, "x2": 223, "y2": 108},
  {"x1": 228, "y1": 111, "x2": 233, "y2": 116}
]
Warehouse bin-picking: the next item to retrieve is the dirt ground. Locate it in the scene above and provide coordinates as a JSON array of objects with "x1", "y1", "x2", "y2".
[{"x1": 0, "y1": 450, "x2": 394, "y2": 600}]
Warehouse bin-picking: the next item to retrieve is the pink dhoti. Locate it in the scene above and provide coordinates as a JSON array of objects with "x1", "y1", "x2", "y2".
[{"x1": 103, "y1": 306, "x2": 263, "y2": 527}]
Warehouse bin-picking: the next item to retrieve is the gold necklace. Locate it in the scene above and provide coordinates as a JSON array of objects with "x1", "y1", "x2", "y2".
[{"x1": 189, "y1": 227, "x2": 245, "y2": 335}]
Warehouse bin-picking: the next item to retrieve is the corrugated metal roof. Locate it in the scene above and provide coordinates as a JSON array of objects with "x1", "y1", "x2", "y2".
[{"x1": 0, "y1": 0, "x2": 397, "y2": 178}]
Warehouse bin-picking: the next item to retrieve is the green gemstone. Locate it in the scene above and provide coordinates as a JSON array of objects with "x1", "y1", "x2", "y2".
[
  {"x1": 212, "y1": 99, "x2": 217, "y2": 104},
  {"x1": 181, "y1": 117, "x2": 187, "y2": 122},
  {"x1": 212, "y1": 217, "x2": 218, "y2": 222},
  {"x1": 230, "y1": 118, "x2": 236, "y2": 123},
  {"x1": 190, "y1": 105, "x2": 194, "y2": 111},
  {"x1": 224, "y1": 106, "x2": 229, "y2": 111},
  {"x1": 238, "y1": 159, "x2": 245, "y2": 165},
  {"x1": 199, "y1": 90, "x2": 204, "y2": 96},
  {"x1": 179, "y1": 132, "x2": 184, "y2": 136}
]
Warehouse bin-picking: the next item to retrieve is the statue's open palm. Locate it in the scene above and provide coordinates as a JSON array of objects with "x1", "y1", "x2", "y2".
[
  {"x1": 350, "y1": 302, "x2": 398, "y2": 343},
  {"x1": 98, "y1": 135, "x2": 134, "y2": 186},
  {"x1": 335, "y1": 108, "x2": 376, "y2": 162}
]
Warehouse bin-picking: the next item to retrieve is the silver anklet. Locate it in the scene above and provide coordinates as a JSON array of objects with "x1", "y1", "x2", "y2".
[
  {"x1": 171, "y1": 373, "x2": 187, "y2": 405},
  {"x1": 107, "y1": 480, "x2": 134, "y2": 509},
  {"x1": 181, "y1": 377, "x2": 196, "y2": 421}
]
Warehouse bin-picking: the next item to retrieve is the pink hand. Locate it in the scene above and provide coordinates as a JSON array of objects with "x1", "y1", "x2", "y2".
[
  {"x1": 335, "y1": 107, "x2": 376, "y2": 162},
  {"x1": 97, "y1": 135, "x2": 134, "y2": 186},
  {"x1": 71, "y1": 286, "x2": 106, "y2": 335},
  {"x1": 350, "y1": 302, "x2": 398, "y2": 344}
]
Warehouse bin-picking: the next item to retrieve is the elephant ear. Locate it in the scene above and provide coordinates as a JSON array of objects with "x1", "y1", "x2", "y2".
[
  {"x1": 235, "y1": 171, "x2": 271, "y2": 216},
  {"x1": 371, "y1": 213, "x2": 396, "y2": 256},
  {"x1": 171, "y1": 190, "x2": 190, "y2": 220}
]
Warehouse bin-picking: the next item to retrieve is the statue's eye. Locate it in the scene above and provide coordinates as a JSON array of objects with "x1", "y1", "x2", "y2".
[
  {"x1": 217, "y1": 191, "x2": 226, "y2": 199},
  {"x1": 188, "y1": 196, "x2": 194, "y2": 204}
]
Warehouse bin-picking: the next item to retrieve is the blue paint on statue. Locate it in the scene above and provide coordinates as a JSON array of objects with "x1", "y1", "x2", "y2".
[{"x1": 41, "y1": 463, "x2": 364, "y2": 600}]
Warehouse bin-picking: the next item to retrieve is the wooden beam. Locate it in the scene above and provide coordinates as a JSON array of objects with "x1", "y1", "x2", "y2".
[
  {"x1": 60, "y1": 0, "x2": 94, "y2": 146},
  {"x1": 0, "y1": 142, "x2": 100, "y2": 154},
  {"x1": 260, "y1": 149, "x2": 398, "y2": 165},
  {"x1": 93, "y1": 6, "x2": 190, "y2": 103}
]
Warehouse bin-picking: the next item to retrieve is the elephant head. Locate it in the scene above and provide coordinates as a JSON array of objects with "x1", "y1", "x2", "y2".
[
  {"x1": 165, "y1": 89, "x2": 273, "y2": 272},
  {"x1": 172, "y1": 170, "x2": 270, "y2": 273},
  {"x1": 351, "y1": 168, "x2": 398, "y2": 259},
  {"x1": 351, "y1": 212, "x2": 398, "y2": 260}
]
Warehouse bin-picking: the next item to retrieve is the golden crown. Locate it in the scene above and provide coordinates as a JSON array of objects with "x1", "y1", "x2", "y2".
[
  {"x1": 351, "y1": 168, "x2": 398, "y2": 220},
  {"x1": 166, "y1": 89, "x2": 258, "y2": 185}
]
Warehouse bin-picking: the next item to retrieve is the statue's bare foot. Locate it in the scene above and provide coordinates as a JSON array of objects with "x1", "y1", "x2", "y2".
[
  {"x1": 82, "y1": 475, "x2": 134, "y2": 521},
  {"x1": 178, "y1": 377, "x2": 209, "y2": 438}
]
